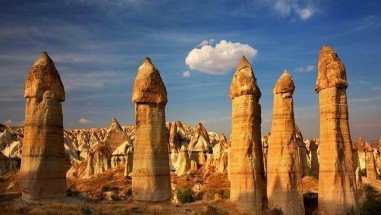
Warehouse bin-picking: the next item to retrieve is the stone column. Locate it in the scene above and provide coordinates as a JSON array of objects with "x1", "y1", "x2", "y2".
[
  {"x1": 20, "y1": 52, "x2": 66, "y2": 200},
  {"x1": 365, "y1": 143, "x2": 377, "y2": 179},
  {"x1": 267, "y1": 70, "x2": 304, "y2": 214},
  {"x1": 131, "y1": 57, "x2": 170, "y2": 202},
  {"x1": 315, "y1": 45, "x2": 359, "y2": 214},
  {"x1": 228, "y1": 56, "x2": 267, "y2": 212}
]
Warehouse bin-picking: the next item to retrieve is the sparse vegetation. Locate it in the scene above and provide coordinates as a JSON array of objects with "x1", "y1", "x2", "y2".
[
  {"x1": 66, "y1": 187, "x2": 80, "y2": 197},
  {"x1": 123, "y1": 188, "x2": 132, "y2": 199},
  {"x1": 358, "y1": 183, "x2": 381, "y2": 215},
  {"x1": 110, "y1": 192, "x2": 121, "y2": 201},
  {"x1": 270, "y1": 205, "x2": 284, "y2": 215},
  {"x1": 81, "y1": 204, "x2": 93, "y2": 215},
  {"x1": 176, "y1": 187, "x2": 194, "y2": 203},
  {"x1": 222, "y1": 189, "x2": 230, "y2": 199}
]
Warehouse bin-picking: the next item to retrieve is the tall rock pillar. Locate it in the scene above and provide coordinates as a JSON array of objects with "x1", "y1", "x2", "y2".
[
  {"x1": 131, "y1": 57, "x2": 170, "y2": 202},
  {"x1": 315, "y1": 45, "x2": 358, "y2": 214},
  {"x1": 20, "y1": 52, "x2": 66, "y2": 200},
  {"x1": 266, "y1": 70, "x2": 304, "y2": 214},
  {"x1": 228, "y1": 56, "x2": 267, "y2": 212}
]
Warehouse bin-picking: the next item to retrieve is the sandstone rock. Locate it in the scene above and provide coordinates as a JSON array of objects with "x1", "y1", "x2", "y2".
[
  {"x1": 19, "y1": 52, "x2": 66, "y2": 200},
  {"x1": 188, "y1": 122, "x2": 212, "y2": 167},
  {"x1": 365, "y1": 142, "x2": 377, "y2": 179},
  {"x1": 176, "y1": 145, "x2": 191, "y2": 176},
  {"x1": 228, "y1": 56, "x2": 267, "y2": 212},
  {"x1": 124, "y1": 143, "x2": 134, "y2": 177},
  {"x1": 85, "y1": 143, "x2": 112, "y2": 176},
  {"x1": 212, "y1": 135, "x2": 228, "y2": 173},
  {"x1": 296, "y1": 125, "x2": 311, "y2": 177},
  {"x1": 0, "y1": 152, "x2": 19, "y2": 175},
  {"x1": 104, "y1": 118, "x2": 130, "y2": 152},
  {"x1": 131, "y1": 57, "x2": 170, "y2": 202},
  {"x1": 266, "y1": 70, "x2": 304, "y2": 214},
  {"x1": 305, "y1": 139, "x2": 319, "y2": 178},
  {"x1": 315, "y1": 45, "x2": 359, "y2": 214}
]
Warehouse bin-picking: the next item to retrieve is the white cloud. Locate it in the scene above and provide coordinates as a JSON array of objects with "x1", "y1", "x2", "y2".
[
  {"x1": 78, "y1": 118, "x2": 93, "y2": 124},
  {"x1": 274, "y1": 0, "x2": 291, "y2": 16},
  {"x1": 185, "y1": 40, "x2": 257, "y2": 74},
  {"x1": 295, "y1": 7, "x2": 313, "y2": 20},
  {"x1": 270, "y1": 0, "x2": 316, "y2": 21},
  {"x1": 198, "y1": 39, "x2": 215, "y2": 47},
  {"x1": 296, "y1": 65, "x2": 315, "y2": 73},
  {"x1": 183, "y1": 70, "x2": 191, "y2": 78}
]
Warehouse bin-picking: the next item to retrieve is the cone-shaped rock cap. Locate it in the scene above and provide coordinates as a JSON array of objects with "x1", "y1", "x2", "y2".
[
  {"x1": 109, "y1": 117, "x2": 124, "y2": 131},
  {"x1": 24, "y1": 52, "x2": 65, "y2": 102},
  {"x1": 274, "y1": 70, "x2": 295, "y2": 94},
  {"x1": 315, "y1": 44, "x2": 347, "y2": 92},
  {"x1": 229, "y1": 56, "x2": 261, "y2": 99},
  {"x1": 131, "y1": 57, "x2": 167, "y2": 104}
]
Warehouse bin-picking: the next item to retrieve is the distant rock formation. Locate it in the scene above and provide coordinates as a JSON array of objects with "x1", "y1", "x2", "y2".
[
  {"x1": 305, "y1": 139, "x2": 319, "y2": 178},
  {"x1": 296, "y1": 125, "x2": 311, "y2": 177},
  {"x1": 315, "y1": 45, "x2": 359, "y2": 214},
  {"x1": 85, "y1": 143, "x2": 112, "y2": 176},
  {"x1": 365, "y1": 142, "x2": 378, "y2": 179},
  {"x1": 228, "y1": 56, "x2": 267, "y2": 212},
  {"x1": 20, "y1": 52, "x2": 66, "y2": 200},
  {"x1": 188, "y1": 123, "x2": 212, "y2": 167},
  {"x1": 104, "y1": 118, "x2": 130, "y2": 152},
  {"x1": 266, "y1": 71, "x2": 304, "y2": 214},
  {"x1": 131, "y1": 57, "x2": 171, "y2": 202}
]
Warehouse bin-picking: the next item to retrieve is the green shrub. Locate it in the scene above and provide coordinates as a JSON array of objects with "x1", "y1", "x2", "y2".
[
  {"x1": 358, "y1": 183, "x2": 381, "y2": 215},
  {"x1": 80, "y1": 204, "x2": 93, "y2": 215},
  {"x1": 66, "y1": 188, "x2": 80, "y2": 197},
  {"x1": 101, "y1": 185, "x2": 109, "y2": 192},
  {"x1": 222, "y1": 189, "x2": 230, "y2": 199},
  {"x1": 176, "y1": 187, "x2": 194, "y2": 203},
  {"x1": 124, "y1": 188, "x2": 132, "y2": 199},
  {"x1": 270, "y1": 205, "x2": 284, "y2": 215}
]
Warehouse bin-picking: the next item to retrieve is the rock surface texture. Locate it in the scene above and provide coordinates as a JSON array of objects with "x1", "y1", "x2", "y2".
[
  {"x1": 131, "y1": 57, "x2": 170, "y2": 202},
  {"x1": 315, "y1": 45, "x2": 359, "y2": 214},
  {"x1": 266, "y1": 71, "x2": 305, "y2": 214},
  {"x1": 20, "y1": 52, "x2": 66, "y2": 200},
  {"x1": 228, "y1": 56, "x2": 267, "y2": 212}
]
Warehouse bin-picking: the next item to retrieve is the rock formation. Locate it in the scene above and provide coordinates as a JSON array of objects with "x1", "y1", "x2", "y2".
[
  {"x1": 176, "y1": 144, "x2": 191, "y2": 176},
  {"x1": 365, "y1": 142, "x2": 378, "y2": 179},
  {"x1": 188, "y1": 122, "x2": 212, "y2": 167},
  {"x1": 124, "y1": 142, "x2": 134, "y2": 177},
  {"x1": 85, "y1": 143, "x2": 112, "y2": 176},
  {"x1": 266, "y1": 70, "x2": 305, "y2": 214},
  {"x1": 131, "y1": 57, "x2": 170, "y2": 202},
  {"x1": 20, "y1": 52, "x2": 66, "y2": 200},
  {"x1": 228, "y1": 56, "x2": 267, "y2": 212},
  {"x1": 315, "y1": 45, "x2": 359, "y2": 214},
  {"x1": 296, "y1": 125, "x2": 310, "y2": 177},
  {"x1": 104, "y1": 118, "x2": 129, "y2": 152},
  {"x1": 305, "y1": 139, "x2": 319, "y2": 178}
]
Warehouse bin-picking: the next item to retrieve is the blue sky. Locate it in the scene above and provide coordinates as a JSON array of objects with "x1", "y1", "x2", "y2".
[{"x1": 0, "y1": 0, "x2": 381, "y2": 140}]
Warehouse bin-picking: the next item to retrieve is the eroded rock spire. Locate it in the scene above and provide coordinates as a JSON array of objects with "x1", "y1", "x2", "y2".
[
  {"x1": 20, "y1": 52, "x2": 66, "y2": 200},
  {"x1": 267, "y1": 70, "x2": 304, "y2": 214},
  {"x1": 228, "y1": 56, "x2": 267, "y2": 212},
  {"x1": 131, "y1": 57, "x2": 170, "y2": 202},
  {"x1": 316, "y1": 45, "x2": 359, "y2": 214}
]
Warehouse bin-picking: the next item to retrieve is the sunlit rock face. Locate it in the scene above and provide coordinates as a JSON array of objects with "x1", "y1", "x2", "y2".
[
  {"x1": 228, "y1": 56, "x2": 267, "y2": 212},
  {"x1": 266, "y1": 71, "x2": 304, "y2": 214},
  {"x1": 20, "y1": 52, "x2": 66, "y2": 200},
  {"x1": 131, "y1": 57, "x2": 170, "y2": 202},
  {"x1": 315, "y1": 45, "x2": 359, "y2": 214},
  {"x1": 365, "y1": 142, "x2": 378, "y2": 179},
  {"x1": 0, "y1": 124, "x2": 21, "y2": 175}
]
